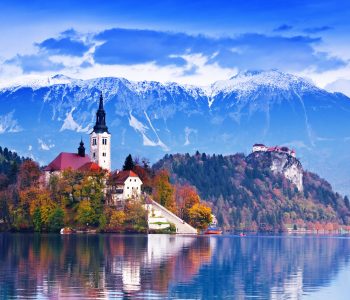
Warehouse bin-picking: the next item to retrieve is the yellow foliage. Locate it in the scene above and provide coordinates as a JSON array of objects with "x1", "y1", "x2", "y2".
[
  {"x1": 109, "y1": 211, "x2": 126, "y2": 229},
  {"x1": 188, "y1": 203, "x2": 212, "y2": 230}
]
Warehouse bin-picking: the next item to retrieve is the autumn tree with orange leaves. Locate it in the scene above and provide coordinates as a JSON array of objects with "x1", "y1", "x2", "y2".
[
  {"x1": 175, "y1": 184, "x2": 200, "y2": 221},
  {"x1": 152, "y1": 170, "x2": 177, "y2": 213}
]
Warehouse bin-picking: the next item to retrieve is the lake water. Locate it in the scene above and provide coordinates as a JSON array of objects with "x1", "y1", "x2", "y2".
[{"x1": 1, "y1": 234, "x2": 350, "y2": 299}]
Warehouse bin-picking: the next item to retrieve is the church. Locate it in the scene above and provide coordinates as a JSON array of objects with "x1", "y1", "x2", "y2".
[{"x1": 43, "y1": 94, "x2": 142, "y2": 200}]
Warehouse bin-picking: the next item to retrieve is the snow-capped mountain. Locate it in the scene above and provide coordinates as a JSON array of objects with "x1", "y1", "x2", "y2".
[{"x1": 1, "y1": 70, "x2": 350, "y2": 195}]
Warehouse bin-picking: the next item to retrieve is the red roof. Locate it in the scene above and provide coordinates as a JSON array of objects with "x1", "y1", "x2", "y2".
[
  {"x1": 44, "y1": 152, "x2": 91, "y2": 172},
  {"x1": 78, "y1": 162, "x2": 101, "y2": 172},
  {"x1": 111, "y1": 170, "x2": 139, "y2": 184}
]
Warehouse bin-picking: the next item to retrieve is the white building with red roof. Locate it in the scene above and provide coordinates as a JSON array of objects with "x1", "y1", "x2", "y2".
[{"x1": 108, "y1": 170, "x2": 143, "y2": 204}]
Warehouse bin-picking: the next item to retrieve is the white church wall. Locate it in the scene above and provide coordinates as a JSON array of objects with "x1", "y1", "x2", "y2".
[{"x1": 90, "y1": 131, "x2": 111, "y2": 171}]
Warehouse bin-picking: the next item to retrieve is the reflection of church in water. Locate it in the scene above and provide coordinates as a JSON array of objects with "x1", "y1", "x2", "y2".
[{"x1": 108, "y1": 235, "x2": 216, "y2": 296}]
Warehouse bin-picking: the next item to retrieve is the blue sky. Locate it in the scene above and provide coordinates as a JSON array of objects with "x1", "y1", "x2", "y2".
[{"x1": 0, "y1": 0, "x2": 349, "y2": 89}]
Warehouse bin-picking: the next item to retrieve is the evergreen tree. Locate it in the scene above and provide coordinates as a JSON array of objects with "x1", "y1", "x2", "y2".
[
  {"x1": 123, "y1": 154, "x2": 135, "y2": 171},
  {"x1": 345, "y1": 196, "x2": 350, "y2": 209}
]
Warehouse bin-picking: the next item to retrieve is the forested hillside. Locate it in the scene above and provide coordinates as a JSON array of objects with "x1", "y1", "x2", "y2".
[
  {"x1": 153, "y1": 152, "x2": 350, "y2": 231},
  {"x1": 0, "y1": 146, "x2": 26, "y2": 189}
]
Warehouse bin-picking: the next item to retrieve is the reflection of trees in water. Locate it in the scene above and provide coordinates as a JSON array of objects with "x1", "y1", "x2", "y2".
[
  {"x1": 0, "y1": 234, "x2": 213, "y2": 299},
  {"x1": 170, "y1": 236, "x2": 350, "y2": 299},
  {"x1": 1, "y1": 235, "x2": 349, "y2": 299}
]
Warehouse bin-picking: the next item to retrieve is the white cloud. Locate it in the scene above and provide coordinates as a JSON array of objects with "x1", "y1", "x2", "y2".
[
  {"x1": 0, "y1": 111, "x2": 22, "y2": 134},
  {"x1": 1, "y1": 52, "x2": 236, "y2": 87},
  {"x1": 38, "y1": 138, "x2": 55, "y2": 151},
  {"x1": 296, "y1": 65, "x2": 350, "y2": 92},
  {"x1": 28, "y1": 145, "x2": 32, "y2": 151},
  {"x1": 325, "y1": 78, "x2": 350, "y2": 97}
]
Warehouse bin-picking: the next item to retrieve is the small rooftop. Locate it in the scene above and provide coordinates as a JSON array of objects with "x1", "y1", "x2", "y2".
[
  {"x1": 44, "y1": 152, "x2": 91, "y2": 172},
  {"x1": 111, "y1": 170, "x2": 139, "y2": 184}
]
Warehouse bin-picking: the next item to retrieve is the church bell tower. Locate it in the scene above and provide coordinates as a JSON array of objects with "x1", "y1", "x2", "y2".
[{"x1": 90, "y1": 93, "x2": 111, "y2": 171}]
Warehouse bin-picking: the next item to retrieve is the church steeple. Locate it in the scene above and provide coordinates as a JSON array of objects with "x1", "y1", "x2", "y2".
[
  {"x1": 90, "y1": 92, "x2": 111, "y2": 171},
  {"x1": 93, "y1": 93, "x2": 109, "y2": 133},
  {"x1": 78, "y1": 139, "x2": 85, "y2": 157}
]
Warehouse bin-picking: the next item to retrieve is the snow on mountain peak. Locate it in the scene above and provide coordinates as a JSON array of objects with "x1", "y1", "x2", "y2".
[
  {"x1": 0, "y1": 70, "x2": 319, "y2": 103},
  {"x1": 0, "y1": 74, "x2": 77, "y2": 91},
  {"x1": 210, "y1": 69, "x2": 317, "y2": 97}
]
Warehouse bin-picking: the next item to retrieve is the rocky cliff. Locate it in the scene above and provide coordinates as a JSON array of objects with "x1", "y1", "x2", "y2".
[{"x1": 246, "y1": 151, "x2": 303, "y2": 191}]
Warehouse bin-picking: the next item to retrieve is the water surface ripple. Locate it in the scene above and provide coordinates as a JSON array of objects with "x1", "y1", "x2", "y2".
[{"x1": 1, "y1": 234, "x2": 350, "y2": 299}]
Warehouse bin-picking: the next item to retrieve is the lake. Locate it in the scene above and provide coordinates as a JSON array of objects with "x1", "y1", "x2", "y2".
[{"x1": 1, "y1": 234, "x2": 350, "y2": 299}]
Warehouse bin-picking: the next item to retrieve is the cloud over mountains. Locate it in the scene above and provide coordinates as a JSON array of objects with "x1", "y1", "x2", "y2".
[{"x1": 4, "y1": 27, "x2": 347, "y2": 83}]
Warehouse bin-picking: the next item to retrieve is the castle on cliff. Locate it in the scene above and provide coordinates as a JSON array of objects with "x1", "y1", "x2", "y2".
[{"x1": 252, "y1": 143, "x2": 296, "y2": 158}]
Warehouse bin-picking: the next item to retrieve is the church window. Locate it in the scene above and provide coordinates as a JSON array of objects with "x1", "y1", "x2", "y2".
[
  {"x1": 102, "y1": 138, "x2": 107, "y2": 145},
  {"x1": 93, "y1": 152, "x2": 96, "y2": 158},
  {"x1": 92, "y1": 138, "x2": 97, "y2": 146}
]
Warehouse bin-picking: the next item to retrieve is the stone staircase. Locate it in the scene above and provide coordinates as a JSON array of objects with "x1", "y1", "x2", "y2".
[{"x1": 145, "y1": 198, "x2": 197, "y2": 235}]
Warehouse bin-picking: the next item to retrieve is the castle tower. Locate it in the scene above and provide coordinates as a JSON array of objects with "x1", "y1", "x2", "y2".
[{"x1": 90, "y1": 93, "x2": 111, "y2": 171}]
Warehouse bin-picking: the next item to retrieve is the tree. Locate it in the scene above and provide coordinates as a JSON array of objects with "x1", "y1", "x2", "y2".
[
  {"x1": 0, "y1": 174, "x2": 9, "y2": 190},
  {"x1": 0, "y1": 191, "x2": 11, "y2": 228},
  {"x1": 345, "y1": 196, "x2": 350, "y2": 209},
  {"x1": 109, "y1": 210, "x2": 126, "y2": 230},
  {"x1": 176, "y1": 184, "x2": 200, "y2": 221},
  {"x1": 124, "y1": 200, "x2": 147, "y2": 232},
  {"x1": 80, "y1": 171, "x2": 105, "y2": 223},
  {"x1": 47, "y1": 207, "x2": 65, "y2": 232},
  {"x1": 123, "y1": 154, "x2": 134, "y2": 171},
  {"x1": 133, "y1": 164, "x2": 152, "y2": 192},
  {"x1": 17, "y1": 160, "x2": 41, "y2": 190},
  {"x1": 188, "y1": 203, "x2": 212, "y2": 230},
  {"x1": 152, "y1": 170, "x2": 176, "y2": 213},
  {"x1": 32, "y1": 207, "x2": 42, "y2": 232},
  {"x1": 76, "y1": 200, "x2": 95, "y2": 227}
]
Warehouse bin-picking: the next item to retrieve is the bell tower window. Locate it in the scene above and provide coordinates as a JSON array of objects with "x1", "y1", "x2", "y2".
[
  {"x1": 102, "y1": 138, "x2": 107, "y2": 145},
  {"x1": 92, "y1": 138, "x2": 97, "y2": 146}
]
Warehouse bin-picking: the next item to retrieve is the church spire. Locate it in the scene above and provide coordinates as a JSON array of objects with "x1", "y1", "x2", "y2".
[
  {"x1": 93, "y1": 93, "x2": 109, "y2": 133},
  {"x1": 98, "y1": 92, "x2": 104, "y2": 110}
]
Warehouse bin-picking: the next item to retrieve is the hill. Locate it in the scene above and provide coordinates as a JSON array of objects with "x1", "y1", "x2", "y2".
[
  {"x1": 1, "y1": 70, "x2": 350, "y2": 195},
  {"x1": 153, "y1": 151, "x2": 350, "y2": 231},
  {"x1": 0, "y1": 146, "x2": 26, "y2": 189}
]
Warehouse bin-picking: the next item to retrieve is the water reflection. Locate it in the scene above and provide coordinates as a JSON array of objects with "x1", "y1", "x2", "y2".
[{"x1": 0, "y1": 234, "x2": 350, "y2": 299}]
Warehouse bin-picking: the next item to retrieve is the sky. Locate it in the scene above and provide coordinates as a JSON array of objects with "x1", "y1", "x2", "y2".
[{"x1": 0, "y1": 0, "x2": 350, "y2": 91}]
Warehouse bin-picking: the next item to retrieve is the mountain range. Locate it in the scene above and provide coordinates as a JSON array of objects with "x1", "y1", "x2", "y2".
[{"x1": 0, "y1": 70, "x2": 349, "y2": 195}]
